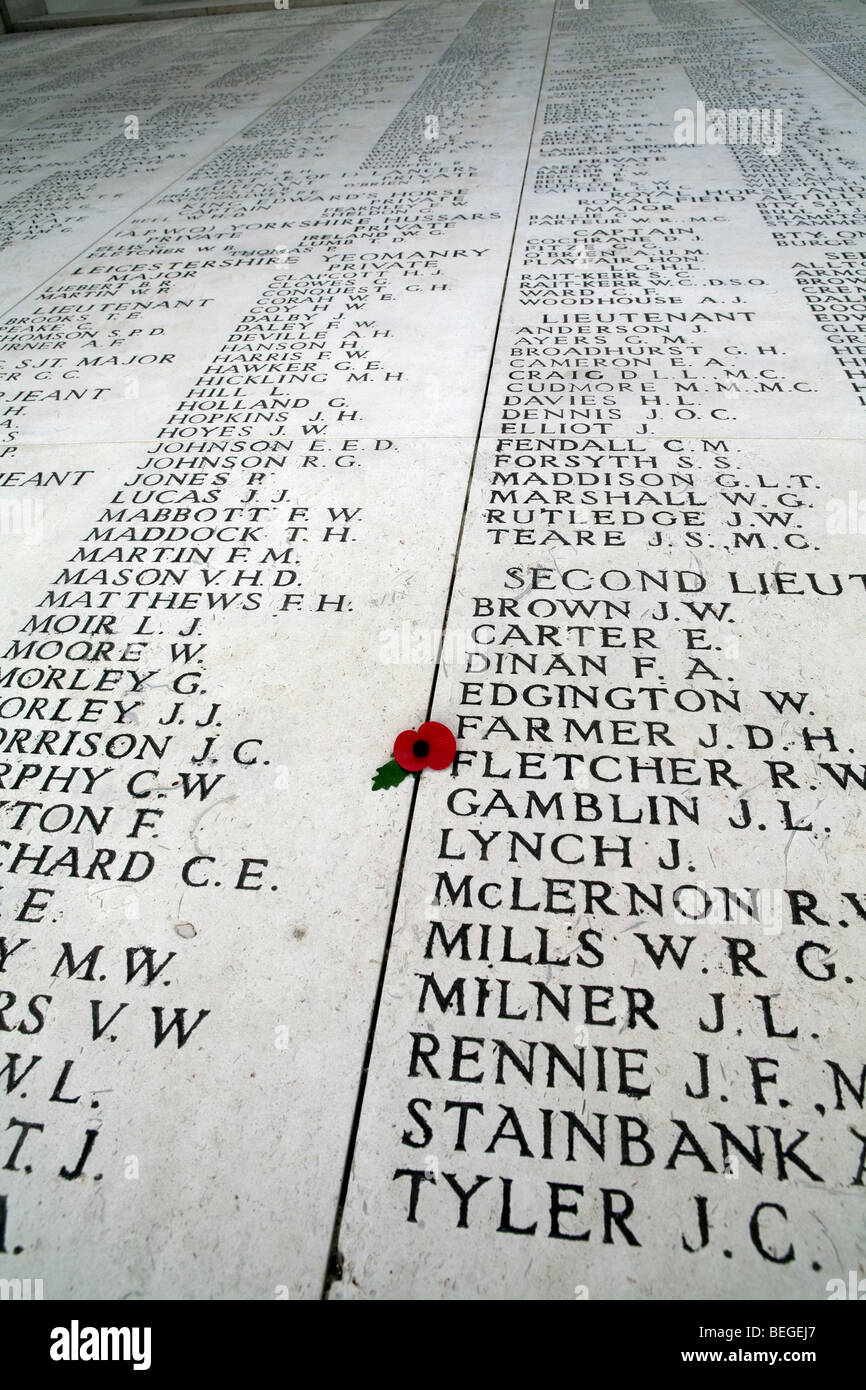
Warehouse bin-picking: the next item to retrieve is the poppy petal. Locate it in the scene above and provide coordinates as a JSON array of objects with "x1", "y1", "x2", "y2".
[
  {"x1": 418, "y1": 721, "x2": 456, "y2": 770},
  {"x1": 394, "y1": 728, "x2": 427, "y2": 771}
]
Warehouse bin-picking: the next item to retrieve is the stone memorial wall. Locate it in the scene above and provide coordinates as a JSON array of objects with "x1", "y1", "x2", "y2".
[{"x1": 0, "y1": 0, "x2": 863, "y2": 1301}]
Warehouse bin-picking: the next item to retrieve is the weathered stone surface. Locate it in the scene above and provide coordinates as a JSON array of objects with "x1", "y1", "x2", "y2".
[{"x1": 0, "y1": 0, "x2": 863, "y2": 1302}]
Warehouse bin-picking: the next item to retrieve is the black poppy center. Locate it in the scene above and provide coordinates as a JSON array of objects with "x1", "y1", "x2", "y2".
[{"x1": 413, "y1": 739, "x2": 430, "y2": 759}]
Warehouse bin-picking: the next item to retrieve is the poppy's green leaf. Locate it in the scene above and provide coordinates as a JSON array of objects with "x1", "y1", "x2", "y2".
[{"x1": 372, "y1": 757, "x2": 411, "y2": 791}]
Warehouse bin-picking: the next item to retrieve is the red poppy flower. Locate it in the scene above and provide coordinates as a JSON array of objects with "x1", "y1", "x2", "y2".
[{"x1": 393, "y1": 720, "x2": 456, "y2": 773}]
